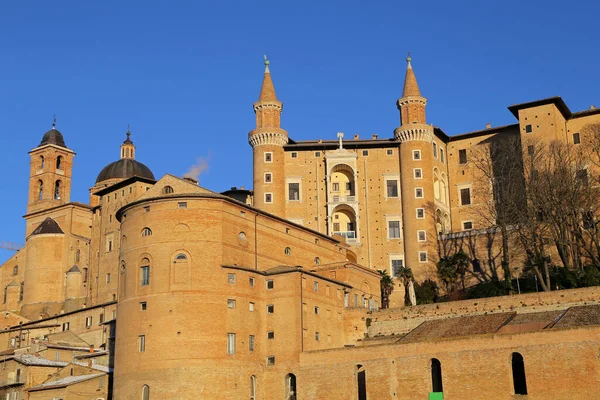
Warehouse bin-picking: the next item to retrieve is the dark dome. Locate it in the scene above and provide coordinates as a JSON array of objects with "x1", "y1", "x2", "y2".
[
  {"x1": 40, "y1": 128, "x2": 67, "y2": 148},
  {"x1": 96, "y1": 158, "x2": 155, "y2": 183}
]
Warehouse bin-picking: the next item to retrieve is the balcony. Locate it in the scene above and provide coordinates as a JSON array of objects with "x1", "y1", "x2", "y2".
[
  {"x1": 333, "y1": 231, "x2": 357, "y2": 242},
  {"x1": 330, "y1": 195, "x2": 356, "y2": 203}
]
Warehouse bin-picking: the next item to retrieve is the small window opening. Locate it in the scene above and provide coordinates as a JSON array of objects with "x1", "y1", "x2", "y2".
[{"x1": 512, "y1": 352, "x2": 528, "y2": 395}]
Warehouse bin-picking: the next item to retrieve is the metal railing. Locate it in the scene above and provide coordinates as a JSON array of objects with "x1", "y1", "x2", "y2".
[{"x1": 333, "y1": 231, "x2": 357, "y2": 241}]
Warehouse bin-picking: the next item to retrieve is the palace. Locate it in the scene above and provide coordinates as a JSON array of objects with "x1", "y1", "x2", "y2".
[{"x1": 0, "y1": 56, "x2": 599, "y2": 399}]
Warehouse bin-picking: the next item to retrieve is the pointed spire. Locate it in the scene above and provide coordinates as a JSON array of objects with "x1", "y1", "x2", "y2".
[
  {"x1": 258, "y1": 54, "x2": 278, "y2": 102},
  {"x1": 402, "y1": 52, "x2": 422, "y2": 97},
  {"x1": 124, "y1": 124, "x2": 133, "y2": 144},
  {"x1": 52, "y1": 114, "x2": 56, "y2": 130}
]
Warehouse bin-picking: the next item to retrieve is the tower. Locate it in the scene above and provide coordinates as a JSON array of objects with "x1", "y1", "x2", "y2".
[
  {"x1": 249, "y1": 56, "x2": 288, "y2": 217},
  {"x1": 394, "y1": 54, "x2": 435, "y2": 277},
  {"x1": 27, "y1": 118, "x2": 75, "y2": 215}
]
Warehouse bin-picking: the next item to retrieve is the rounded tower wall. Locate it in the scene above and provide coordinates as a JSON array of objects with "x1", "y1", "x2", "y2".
[{"x1": 22, "y1": 234, "x2": 65, "y2": 308}]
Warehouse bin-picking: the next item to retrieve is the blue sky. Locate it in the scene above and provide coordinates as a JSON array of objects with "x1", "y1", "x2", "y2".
[{"x1": 1, "y1": 0, "x2": 599, "y2": 262}]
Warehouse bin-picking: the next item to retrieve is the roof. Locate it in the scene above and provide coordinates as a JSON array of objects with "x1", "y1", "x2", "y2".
[
  {"x1": 258, "y1": 63, "x2": 278, "y2": 102},
  {"x1": 4, "y1": 354, "x2": 69, "y2": 368},
  {"x1": 507, "y1": 96, "x2": 572, "y2": 119},
  {"x1": 39, "y1": 128, "x2": 67, "y2": 148},
  {"x1": 67, "y1": 265, "x2": 80, "y2": 273},
  {"x1": 28, "y1": 373, "x2": 105, "y2": 392},
  {"x1": 96, "y1": 158, "x2": 155, "y2": 183},
  {"x1": 29, "y1": 217, "x2": 64, "y2": 236},
  {"x1": 72, "y1": 361, "x2": 112, "y2": 373},
  {"x1": 402, "y1": 58, "x2": 421, "y2": 97},
  {"x1": 92, "y1": 175, "x2": 156, "y2": 197},
  {"x1": 550, "y1": 305, "x2": 600, "y2": 329}
]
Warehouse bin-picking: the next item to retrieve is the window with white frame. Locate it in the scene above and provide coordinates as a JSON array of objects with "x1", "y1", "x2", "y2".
[
  {"x1": 266, "y1": 280, "x2": 274, "y2": 289},
  {"x1": 249, "y1": 302, "x2": 255, "y2": 311},
  {"x1": 463, "y1": 221, "x2": 473, "y2": 230},
  {"x1": 386, "y1": 179, "x2": 399, "y2": 198},
  {"x1": 264, "y1": 173, "x2": 272, "y2": 183},
  {"x1": 433, "y1": 142, "x2": 438, "y2": 158},
  {"x1": 228, "y1": 273, "x2": 236, "y2": 284},
  {"x1": 388, "y1": 220, "x2": 401, "y2": 239},
  {"x1": 390, "y1": 256, "x2": 404, "y2": 277},
  {"x1": 267, "y1": 356, "x2": 275, "y2": 365},
  {"x1": 227, "y1": 299, "x2": 236, "y2": 309},
  {"x1": 138, "y1": 335, "x2": 145, "y2": 352},
  {"x1": 412, "y1": 150, "x2": 421, "y2": 160},
  {"x1": 288, "y1": 182, "x2": 300, "y2": 201},
  {"x1": 414, "y1": 168, "x2": 422, "y2": 179},
  {"x1": 417, "y1": 230, "x2": 426, "y2": 242},
  {"x1": 264, "y1": 152, "x2": 272, "y2": 162},
  {"x1": 416, "y1": 208, "x2": 425, "y2": 219},
  {"x1": 419, "y1": 251, "x2": 428, "y2": 263},
  {"x1": 85, "y1": 316, "x2": 92, "y2": 328},
  {"x1": 265, "y1": 193, "x2": 273, "y2": 203},
  {"x1": 415, "y1": 188, "x2": 424, "y2": 198},
  {"x1": 227, "y1": 333, "x2": 236, "y2": 354},
  {"x1": 440, "y1": 149, "x2": 445, "y2": 163},
  {"x1": 332, "y1": 182, "x2": 340, "y2": 192},
  {"x1": 459, "y1": 186, "x2": 472, "y2": 206}
]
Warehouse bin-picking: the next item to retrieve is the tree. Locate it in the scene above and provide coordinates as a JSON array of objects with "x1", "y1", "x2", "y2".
[
  {"x1": 378, "y1": 269, "x2": 394, "y2": 309},
  {"x1": 396, "y1": 267, "x2": 414, "y2": 306}
]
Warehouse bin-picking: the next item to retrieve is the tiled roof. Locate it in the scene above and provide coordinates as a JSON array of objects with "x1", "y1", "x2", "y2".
[
  {"x1": 550, "y1": 305, "x2": 600, "y2": 329},
  {"x1": 30, "y1": 217, "x2": 64, "y2": 236},
  {"x1": 28, "y1": 373, "x2": 104, "y2": 391}
]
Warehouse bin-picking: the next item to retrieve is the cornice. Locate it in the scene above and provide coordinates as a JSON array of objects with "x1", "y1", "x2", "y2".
[
  {"x1": 394, "y1": 124, "x2": 434, "y2": 143},
  {"x1": 248, "y1": 129, "x2": 289, "y2": 147}
]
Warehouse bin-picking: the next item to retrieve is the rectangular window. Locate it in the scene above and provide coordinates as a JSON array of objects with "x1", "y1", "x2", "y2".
[
  {"x1": 433, "y1": 142, "x2": 438, "y2": 158},
  {"x1": 440, "y1": 149, "x2": 444, "y2": 163},
  {"x1": 346, "y1": 182, "x2": 352, "y2": 191},
  {"x1": 573, "y1": 132, "x2": 581, "y2": 144},
  {"x1": 459, "y1": 149, "x2": 468, "y2": 164},
  {"x1": 265, "y1": 173, "x2": 272, "y2": 183},
  {"x1": 386, "y1": 180, "x2": 398, "y2": 197},
  {"x1": 227, "y1": 333, "x2": 236, "y2": 354},
  {"x1": 413, "y1": 150, "x2": 421, "y2": 160},
  {"x1": 249, "y1": 335, "x2": 255, "y2": 351},
  {"x1": 249, "y1": 302, "x2": 255, "y2": 311},
  {"x1": 460, "y1": 187, "x2": 471, "y2": 206},
  {"x1": 267, "y1": 356, "x2": 275, "y2": 365},
  {"x1": 388, "y1": 221, "x2": 401, "y2": 239},
  {"x1": 314, "y1": 306, "x2": 320, "y2": 315},
  {"x1": 315, "y1": 332, "x2": 320, "y2": 341},
  {"x1": 463, "y1": 221, "x2": 473, "y2": 230},
  {"x1": 414, "y1": 168, "x2": 422, "y2": 179},
  {"x1": 267, "y1": 304, "x2": 274, "y2": 314},
  {"x1": 332, "y1": 182, "x2": 340, "y2": 192},
  {"x1": 354, "y1": 294, "x2": 359, "y2": 307},
  {"x1": 415, "y1": 188, "x2": 423, "y2": 198},
  {"x1": 344, "y1": 293, "x2": 349, "y2": 307},
  {"x1": 314, "y1": 281, "x2": 319, "y2": 292},
  {"x1": 387, "y1": 149, "x2": 393, "y2": 155},
  {"x1": 141, "y1": 266, "x2": 150, "y2": 286},
  {"x1": 362, "y1": 150, "x2": 369, "y2": 156},
  {"x1": 291, "y1": 152, "x2": 298, "y2": 158},
  {"x1": 264, "y1": 152, "x2": 272, "y2": 162},
  {"x1": 178, "y1": 202, "x2": 187, "y2": 209},
  {"x1": 249, "y1": 277, "x2": 255, "y2": 287},
  {"x1": 140, "y1": 301, "x2": 147, "y2": 311},
  {"x1": 391, "y1": 259, "x2": 404, "y2": 277},
  {"x1": 315, "y1": 151, "x2": 321, "y2": 157},
  {"x1": 333, "y1": 222, "x2": 340, "y2": 231},
  {"x1": 419, "y1": 251, "x2": 428, "y2": 263},
  {"x1": 416, "y1": 208, "x2": 425, "y2": 219},
  {"x1": 86, "y1": 316, "x2": 92, "y2": 328},
  {"x1": 527, "y1": 145, "x2": 534, "y2": 155},
  {"x1": 267, "y1": 331, "x2": 275, "y2": 339},
  {"x1": 99, "y1": 313, "x2": 104, "y2": 324},
  {"x1": 106, "y1": 273, "x2": 111, "y2": 284},
  {"x1": 228, "y1": 273, "x2": 236, "y2": 284},
  {"x1": 266, "y1": 280, "x2": 274, "y2": 289},
  {"x1": 227, "y1": 299, "x2": 236, "y2": 309},
  {"x1": 417, "y1": 230, "x2": 426, "y2": 241},
  {"x1": 265, "y1": 193, "x2": 272, "y2": 203},
  {"x1": 138, "y1": 335, "x2": 145, "y2": 352},
  {"x1": 144, "y1": 206, "x2": 150, "y2": 212},
  {"x1": 288, "y1": 183, "x2": 300, "y2": 201},
  {"x1": 525, "y1": 124, "x2": 532, "y2": 133}
]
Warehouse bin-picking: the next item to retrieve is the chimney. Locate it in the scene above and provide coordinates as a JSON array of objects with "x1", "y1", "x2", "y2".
[
  {"x1": 183, "y1": 177, "x2": 198, "y2": 185},
  {"x1": 372, "y1": 133, "x2": 378, "y2": 139},
  {"x1": 89, "y1": 344, "x2": 94, "y2": 354},
  {"x1": 485, "y1": 123, "x2": 491, "y2": 129},
  {"x1": 354, "y1": 134, "x2": 360, "y2": 140}
]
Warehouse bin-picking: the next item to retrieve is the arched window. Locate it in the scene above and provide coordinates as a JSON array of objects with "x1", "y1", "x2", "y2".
[
  {"x1": 142, "y1": 384, "x2": 150, "y2": 400},
  {"x1": 356, "y1": 365, "x2": 366, "y2": 400},
  {"x1": 126, "y1": 148, "x2": 130, "y2": 157},
  {"x1": 141, "y1": 228, "x2": 152, "y2": 237},
  {"x1": 75, "y1": 250, "x2": 80, "y2": 263},
  {"x1": 285, "y1": 247, "x2": 292, "y2": 256},
  {"x1": 38, "y1": 180, "x2": 43, "y2": 200},
  {"x1": 431, "y1": 358, "x2": 443, "y2": 394},
  {"x1": 40, "y1": 156, "x2": 45, "y2": 169},
  {"x1": 511, "y1": 352, "x2": 528, "y2": 395},
  {"x1": 314, "y1": 257, "x2": 320, "y2": 265},
  {"x1": 162, "y1": 186, "x2": 174, "y2": 194},
  {"x1": 54, "y1": 180, "x2": 61, "y2": 200},
  {"x1": 175, "y1": 253, "x2": 187, "y2": 261},
  {"x1": 140, "y1": 258, "x2": 150, "y2": 286},
  {"x1": 250, "y1": 375, "x2": 256, "y2": 400},
  {"x1": 239, "y1": 232, "x2": 247, "y2": 241},
  {"x1": 13, "y1": 266, "x2": 18, "y2": 276},
  {"x1": 56, "y1": 156, "x2": 63, "y2": 170},
  {"x1": 285, "y1": 373, "x2": 296, "y2": 400}
]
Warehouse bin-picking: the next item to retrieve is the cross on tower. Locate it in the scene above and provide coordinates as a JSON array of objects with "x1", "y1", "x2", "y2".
[{"x1": 337, "y1": 132, "x2": 344, "y2": 149}]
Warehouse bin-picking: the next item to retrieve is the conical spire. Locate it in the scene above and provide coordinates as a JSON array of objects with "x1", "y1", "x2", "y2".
[
  {"x1": 258, "y1": 55, "x2": 278, "y2": 102},
  {"x1": 402, "y1": 52, "x2": 422, "y2": 97}
]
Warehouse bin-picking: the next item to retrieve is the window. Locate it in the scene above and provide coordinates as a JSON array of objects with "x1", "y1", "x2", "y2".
[
  {"x1": 86, "y1": 316, "x2": 92, "y2": 328},
  {"x1": 416, "y1": 208, "x2": 425, "y2": 219},
  {"x1": 249, "y1": 335, "x2": 255, "y2": 351},
  {"x1": 412, "y1": 150, "x2": 421, "y2": 160},
  {"x1": 458, "y1": 149, "x2": 468, "y2": 164},
  {"x1": 344, "y1": 292, "x2": 349, "y2": 307},
  {"x1": 414, "y1": 168, "x2": 422, "y2": 179},
  {"x1": 419, "y1": 251, "x2": 428, "y2": 263},
  {"x1": 142, "y1": 385, "x2": 150, "y2": 400},
  {"x1": 333, "y1": 222, "x2": 340, "y2": 231},
  {"x1": 417, "y1": 230, "x2": 426, "y2": 242},
  {"x1": 415, "y1": 188, "x2": 423, "y2": 198},
  {"x1": 267, "y1": 331, "x2": 275, "y2": 339},
  {"x1": 314, "y1": 257, "x2": 320, "y2": 265},
  {"x1": 357, "y1": 365, "x2": 367, "y2": 400},
  {"x1": 431, "y1": 358, "x2": 443, "y2": 394},
  {"x1": 573, "y1": 132, "x2": 581, "y2": 144},
  {"x1": 250, "y1": 376, "x2": 256, "y2": 399},
  {"x1": 12, "y1": 266, "x2": 18, "y2": 276},
  {"x1": 291, "y1": 152, "x2": 297, "y2": 158},
  {"x1": 141, "y1": 227, "x2": 152, "y2": 237},
  {"x1": 285, "y1": 247, "x2": 291, "y2": 256},
  {"x1": 108, "y1": 240, "x2": 113, "y2": 252},
  {"x1": 354, "y1": 294, "x2": 359, "y2": 307},
  {"x1": 40, "y1": 155, "x2": 45, "y2": 169},
  {"x1": 315, "y1": 331, "x2": 320, "y2": 341},
  {"x1": 238, "y1": 232, "x2": 247, "y2": 241},
  {"x1": 54, "y1": 180, "x2": 61, "y2": 200},
  {"x1": 460, "y1": 187, "x2": 471, "y2": 206},
  {"x1": 265, "y1": 193, "x2": 272, "y2": 203},
  {"x1": 249, "y1": 277, "x2": 255, "y2": 287},
  {"x1": 141, "y1": 265, "x2": 150, "y2": 286},
  {"x1": 62, "y1": 322, "x2": 70, "y2": 331},
  {"x1": 525, "y1": 124, "x2": 532, "y2": 133},
  {"x1": 463, "y1": 221, "x2": 473, "y2": 230},
  {"x1": 314, "y1": 306, "x2": 320, "y2": 315},
  {"x1": 433, "y1": 142, "x2": 438, "y2": 158},
  {"x1": 162, "y1": 186, "x2": 174, "y2": 194},
  {"x1": 362, "y1": 150, "x2": 369, "y2": 156},
  {"x1": 391, "y1": 258, "x2": 404, "y2": 277},
  {"x1": 346, "y1": 182, "x2": 352, "y2": 191},
  {"x1": 388, "y1": 221, "x2": 401, "y2": 239},
  {"x1": 267, "y1": 305, "x2": 274, "y2": 314},
  {"x1": 265, "y1": 173, "x2": 272, "y2": 183},
  {"x1": 228, "y1": 273, "x2": 236, "y2": 284},
  {"x1": 314, "y1": 151, "x2": 320, "y2": 157},
  {"x1": 227, "y1": 299, "x2": 236, "y2": 309},
  {"x1": 527, "y1": 145, "x2": 534, "y2": 155},
  {"x1": 249, "y1": 302, "x2": 255, "y2": 311},
  {"x1": 266, "y1": 280, "x2": 274, "y2": 290},
  {"x1": 264, "y1": 152, "x2": 272, "y2": 162},
  {"x1": 144, "y1": 206, "x2": 150, "y2": 212},
  {"x1": 178, "y1": 202, "x2": 187, "y2": 209},
  {"x1": 288, "y1": 183, "x2": 300, "y2": 201},
  {"x1": 440, "y1": 149, "x2": 444, "y2": 163},
  {"x1": 386, "y1": 180, "x2": 398, "y2": 197},
  {"x1": 387, "y1": 149, "x2": 393, "y2": 155},
  {"x1": 332, "y1": 182, "x2": 340, "y2": 192},
  {"x1": 286, "y1": 374, "x2": 297, "y2": 399},
  {"x1": 83, "y1": 268, "x2": 88, "y2": 283},
  {"x1": 267, "y1": 356, "x2": 275, "y2": 365},
  {"x1": 314, "y1": 281, "x2": 319, "y2": 292},
  {"x1": 227, "y1": 333, "x2": 236, "y2": 354},
  {"x1": 56, "y1": 156, "x2": 63, "y2": 170},
  {"x1": 140, "y1": 302, "x2": 147, "y2": 311},
  {"x1": 138, "y1": 335, "x2": 145, "y2": 352},
  {"x1": 576, "y1": 169, "x2": 589, "y2": 187},
  {"x1": 99, "y1": 313, "x2": 104, "y2": 324},
  {"x1": 75, "y1": 250, "x2": 80, "y2": 262},
  {"x1": 38, "y1": 180, "x2": 43, "y2": 200}
]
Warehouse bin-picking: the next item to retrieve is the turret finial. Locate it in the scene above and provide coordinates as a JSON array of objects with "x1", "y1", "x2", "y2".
[
  {"x1": 264, "y1": 53, "x2": 270, "y2": 73},
  {"x1": 52, "y1": 114, "x2": 56, "y2": 129},
  {"x1": 406, "y1": 51, "x2": 412, "y2": 63}
]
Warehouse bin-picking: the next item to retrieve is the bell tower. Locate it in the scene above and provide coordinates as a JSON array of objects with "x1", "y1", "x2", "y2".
[
  {"x1": 249, "y1": 56, "x2": 288, "y2": 217},
  {"x1": 27, "y1": 118, "x2": 75, "y2": 215}
]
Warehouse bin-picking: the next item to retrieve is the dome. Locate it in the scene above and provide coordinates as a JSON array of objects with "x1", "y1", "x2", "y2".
[
  {"x1": 39, "y1": 128, "x2": 67, "y2": 148},
  {"x1": 95, "y1": 158, "x2": 155, "y2": 183}
]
